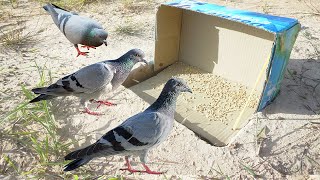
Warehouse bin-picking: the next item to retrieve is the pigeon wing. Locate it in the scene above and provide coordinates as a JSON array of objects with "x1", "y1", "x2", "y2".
[
  {"x1": 64, "y1": 112, "x2": 165, "y2": 160},
  {"x1": 33, "y1": 63, "x2": 114, "y2": 96},
  {"x1": 56, "y1": 63, "x2": 114, "y2": 94},
  {"x1": 62, "y1": 15, "x2": 103, "y2": 44}
]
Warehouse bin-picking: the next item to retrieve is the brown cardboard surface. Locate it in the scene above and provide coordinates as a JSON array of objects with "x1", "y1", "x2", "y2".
[
  {"x1": 131, "y1": 5, "x2": 276, "y2": 146},
  {"x1": 130, "y1": 62, "x2": 259, "y2": 146},
  {"x1": 179, "y1": 9, "x2": 274, "y2": 92},
  {"x1": 154, "y1": 6, "x2": 182, "y2": 71},
  {"x1": 123, "y1": 63, "x2": 156, "y2": 88}
]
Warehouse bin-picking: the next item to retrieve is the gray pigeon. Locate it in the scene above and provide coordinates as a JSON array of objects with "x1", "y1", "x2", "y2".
[
  {"x1": 43, "y1": 3, "x2": 108, "y2": 57},
  {"x1": 29, "y1": 49, "x2": 147, "y2": 115},
  {"x1": 63, "y1": 77, "x2": 192, "y2": 174}
]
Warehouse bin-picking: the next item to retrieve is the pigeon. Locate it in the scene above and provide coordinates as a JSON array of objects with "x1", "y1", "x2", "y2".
[
  {"x1": 63, "y1": 77, "x2": 192, "y2": 174},
  {"x1": 29, "y1": 49, "x2": 147, "y2": 115},
  {"x1": 43, "y1": 3, "x2": 108, "y2": 57}
]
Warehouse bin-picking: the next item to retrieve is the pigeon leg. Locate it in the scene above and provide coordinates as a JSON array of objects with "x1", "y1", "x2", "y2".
[
  {"x1": 82, "y1": 107, "x2": 104, "y2": 116},
  {"x1": 74, "y1": 44, "x2": 88, "y2": 57},
  {"x1": 81, "y1": 45, "x2": 96, "y2": 50},
  {"x1": 90, "y1": 99, "x2": 116, "y2": 109},
  {"x1": 120, "y1": 156, "x2": 143, "y2": 173},
  {"x1": 141, "y1": 164, "x2": 163, "y2": 175}
]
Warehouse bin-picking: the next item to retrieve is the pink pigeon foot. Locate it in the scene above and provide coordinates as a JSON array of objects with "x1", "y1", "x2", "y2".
[
  {"x1": 141, "y1": 164, "x2": 163, "y2": 175},
  {"x1": 120, "y1": 158, "x2": 143, "y2": 173},
  {"x1": 82, "y1": 107, "x2": 103, "y2": 116},
  {"x1": 90, "y1": 99, "x2": 116, "y2": 108},
  {"x1": 75, "y1": 46, "x2": 88, "y2": 57}
]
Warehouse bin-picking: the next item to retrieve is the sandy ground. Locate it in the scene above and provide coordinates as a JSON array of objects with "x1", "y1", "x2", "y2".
[{"x1": 0, "y1": 0, "x2": 320, "y2": 179}]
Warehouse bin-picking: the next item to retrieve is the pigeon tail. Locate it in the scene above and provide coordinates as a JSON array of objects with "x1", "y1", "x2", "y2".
[
  {"x1": 43, "y1": 3, "x2": 54, "y2": 13},
  {"x1": 64, "y1": 157, "x2": 92, "y2": 171},
  {"x1": 50, "y1": 3, "x2": 70, "y2": 12},
  {"x1": 43, "y1": 3, "x2": 59, "y2": 23},
  {"x1": 43, "y1": 3, "x2": 67, "y2": 11},
  {"x1": 43, "y1": 4, "x2": 49, "y2": 11},
  {"x1": 32, "y1": 87, "x2": 48, "y2": 94},
  {"x1": 29, "y1": 94, "x2": 55, "y2": 103}
]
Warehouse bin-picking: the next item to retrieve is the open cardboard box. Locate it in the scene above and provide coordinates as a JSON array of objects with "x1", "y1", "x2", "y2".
[{"x1": 125, "y1": 0, "x2": 300, "y2": 146}]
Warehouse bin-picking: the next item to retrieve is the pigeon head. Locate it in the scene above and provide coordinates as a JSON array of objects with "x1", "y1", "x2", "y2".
[
  {"x1": 91, "y1": 28, "x2": 108, "y2": 46},
  {"x1": 127, "y1": 49, "x2": 148, "y2": 65},
  {"x1": 164, "y1": 77, "x2": 192, "y2": 94},
  {"x1": 146, "y1": 77, "x2": 192, "y2": 113}
]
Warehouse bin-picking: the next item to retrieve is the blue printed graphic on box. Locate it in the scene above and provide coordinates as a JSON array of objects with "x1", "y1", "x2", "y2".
[
  {"x1": 165, "y1": 0, "x2": 298, "y2": 33},
  {"x1": 165, "y1": 0, "x2": 300, "y2": 111}
]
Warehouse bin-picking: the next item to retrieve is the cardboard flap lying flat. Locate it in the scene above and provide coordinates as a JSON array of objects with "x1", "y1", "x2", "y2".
[{"x1": 130, "y1": 63, "x2": 258, "y2": 146}]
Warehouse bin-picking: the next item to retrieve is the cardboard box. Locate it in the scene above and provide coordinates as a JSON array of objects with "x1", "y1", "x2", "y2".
[{"x1": 129, "y1": 0, "x2": 300, "y2": 146}]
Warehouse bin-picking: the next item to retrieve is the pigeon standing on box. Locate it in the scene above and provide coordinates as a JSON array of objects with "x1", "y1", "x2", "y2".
[
  {"x1": 29, "y1": 49, "x2": 147, "y2": 115},
  {"x1": 43, "y1": 3, "x2": 108, "y2": 57},
  {"x1": 63, "y1": 77, "x2": 192, "y2": 174}
]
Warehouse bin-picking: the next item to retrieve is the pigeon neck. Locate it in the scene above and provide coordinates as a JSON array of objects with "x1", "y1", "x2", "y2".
[
  {"x1": 119, "y1": 58, "x2": 135, "y2": 71},
  {"x1": 147, "y1": 88, "x2": 179, "y2": 116}
]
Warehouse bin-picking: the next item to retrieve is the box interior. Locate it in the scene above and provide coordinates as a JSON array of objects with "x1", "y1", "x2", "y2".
[
  {"x1": 130, "y1": 5, "x2": 277, "y2": 146},
  {"x1": 155, "y1": 5, "x2": 275, "y2": 91}
]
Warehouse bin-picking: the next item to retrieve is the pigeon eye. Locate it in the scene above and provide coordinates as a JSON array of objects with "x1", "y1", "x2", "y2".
[{"x1": 135, "y1": 54, "x2": 139, "y2": 57}]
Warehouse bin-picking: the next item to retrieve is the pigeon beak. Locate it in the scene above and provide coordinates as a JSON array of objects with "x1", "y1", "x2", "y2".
[
  {"x1": 141, "y1": 59, "x2": 148, "y2": 65},
  {"x1": 186, "y1": 87, "x2": 192, "y2": 93},
  {"x1": 103, "y1": 40, "x2": 108, "y2": 46}
]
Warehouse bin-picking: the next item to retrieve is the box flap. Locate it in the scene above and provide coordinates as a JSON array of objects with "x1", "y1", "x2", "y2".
[{"x1": 165, "y1": 0, "x2": 299, "y2": 33}]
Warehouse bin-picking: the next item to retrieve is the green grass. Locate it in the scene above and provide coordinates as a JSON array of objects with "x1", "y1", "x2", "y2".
[
  {"x1": 115, "y1": 19, "x2": 143, "y2": 36},
  {"x1": 0, "y1": 26, "x2": 36, "y2": 49},
  {"x1": 239, "y1": 162, "x2": 262, "y2": 178},
  {"x1": 211, "y1": 165, "x2": 231, "y2": 180},
  {"x1": 0, "y1": 1, "x2": 40, "y2": 50},
  {"x1": 121, "y1": 0, "x2": 153, "y2": 12},
  {"x1": 122, "y1": 0, "x2": 135, "y2": 9},
  {"x1": 3, "y1": 154, "x2": 20, "y2": 174},
  {"x1": 0, "y1": 62, "x2": 70, "y2": 178},
  {"x1": 34, "y1": 0, "x2": 97, "y2": 10},
  {"x1": 0, "y1": 62, "x2": 125, "y2": 178}
]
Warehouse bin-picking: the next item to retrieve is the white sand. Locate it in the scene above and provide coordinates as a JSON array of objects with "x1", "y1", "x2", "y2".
[{"x1": 0, "y1": 0, "x2": 319, "y2": 179}]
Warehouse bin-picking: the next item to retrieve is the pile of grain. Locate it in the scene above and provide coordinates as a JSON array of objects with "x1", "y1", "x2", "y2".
[{"x1": 153, "y1": 62, "x2": 259, "y2": 125}]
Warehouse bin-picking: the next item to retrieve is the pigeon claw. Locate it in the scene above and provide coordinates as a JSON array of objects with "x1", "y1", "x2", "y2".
[
  {"x1": 142, "y1": 164, "x2": 163, "y2": 175},
  {"x1": 143, "y1": 170, "x2": 163, "y2": 175},
  {"x1": 91, "y1": 100, "x2": 116, "y2": 109},
  {"x1": 76, "y1": 51, "x2": 89, "y2": 57},
  {"x1": 82, "y1": 107, "x2": 104, "y2": 116},
  {"x1": 120, "y1": 168, "x2": 143, "y2": 174},
  {"x1": 81, "y1": 45, "x2": 96, "y2": 50}
]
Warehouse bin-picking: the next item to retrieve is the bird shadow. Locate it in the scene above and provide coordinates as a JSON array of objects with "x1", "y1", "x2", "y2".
[{"x1": 48, "y1": 87, "x2": 132, "y2": 150}]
